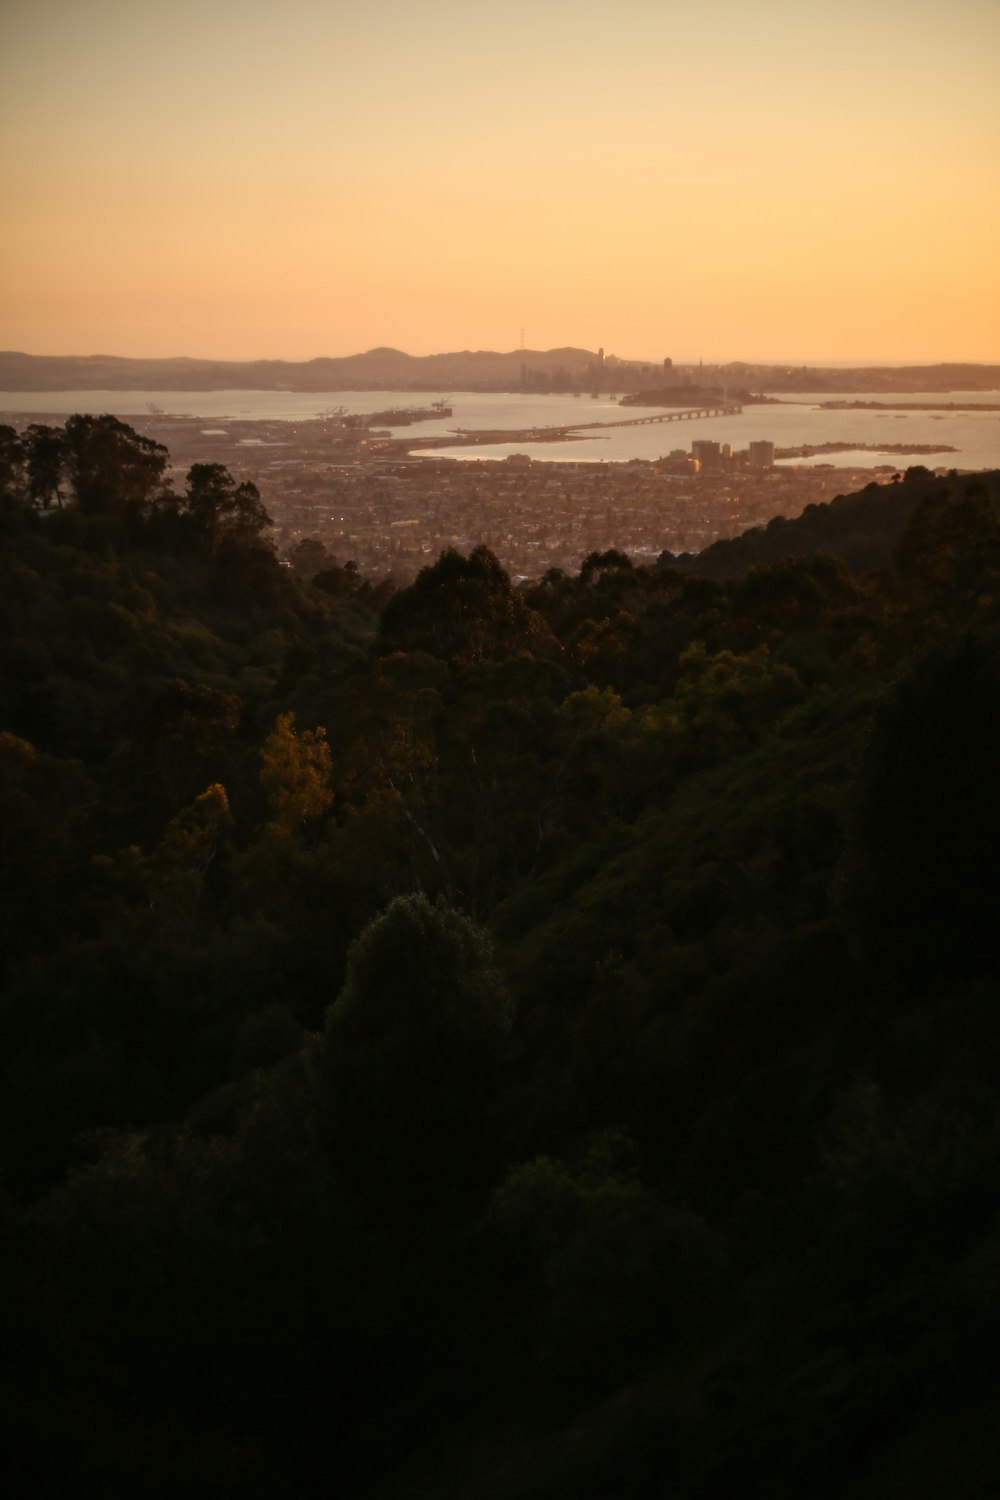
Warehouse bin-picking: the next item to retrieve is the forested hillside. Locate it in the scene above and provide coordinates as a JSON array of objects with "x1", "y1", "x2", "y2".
[
  {"x1": 2, "y1": 422, "x2": 999, "y2": 1498},
  {"x1": 673, "y1": 465, "x2": 1000, "y2": 578}
]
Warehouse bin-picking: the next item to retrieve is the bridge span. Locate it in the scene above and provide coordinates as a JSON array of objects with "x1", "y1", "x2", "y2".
[
  {"x1": 436, "y1": 403, "x2": 744, "y2": 451},
  {"x1": 566, "y1": 403, "x2": 742, "y2": 432}
]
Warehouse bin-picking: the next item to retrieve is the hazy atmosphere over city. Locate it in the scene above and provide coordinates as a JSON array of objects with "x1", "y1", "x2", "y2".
[{"x1": 3, "y1": 0, "x2": 999, "y2": 364}]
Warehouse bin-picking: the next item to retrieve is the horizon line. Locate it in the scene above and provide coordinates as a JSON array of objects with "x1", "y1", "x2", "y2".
[{"x1": 3, "y1": 347, "x2": 999, "y2": 371}]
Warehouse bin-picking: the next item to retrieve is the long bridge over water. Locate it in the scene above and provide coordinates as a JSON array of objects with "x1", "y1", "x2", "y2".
[
  {"x1": 564, "y1": 403, "x2": 742, "y2": 432},
  {"x1": 436, "y1": 403, "x2": 743, "y2": 450}
]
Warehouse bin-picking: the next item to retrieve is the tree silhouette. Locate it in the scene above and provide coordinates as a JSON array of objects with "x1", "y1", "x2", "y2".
[
  {"x1": 894, "y1": 480, "x2": 1000, "y2": 629},
  {"x1": 183, "y1": 463, "x2": 272, "y2": 551},
  {"x1": 376, "y1": 545, "x2": 553, "y2": 664},
  {"x1": 839, "y1": 629, "x2": 1000, "y2": 984},
  {"x1": 317, "y1": 893, "x2": 513, "y2": 1212},
  {"x1": 25, "y1": 424, "x2": 66, "y2": 509},
  {"x1": 63, "y1": 414, "x2": 167, "y2": 515},
  {"x1": 0, "y1": 426, "x2": 26, "y2": 501}
]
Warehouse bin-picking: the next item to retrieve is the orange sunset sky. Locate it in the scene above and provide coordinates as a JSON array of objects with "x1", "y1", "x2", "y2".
[{"x1": 2, "y1": 0, "x2": 998, "y2": 366}]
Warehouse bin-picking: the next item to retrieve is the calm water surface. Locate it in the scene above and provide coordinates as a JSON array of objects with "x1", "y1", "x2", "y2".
[{"x1": 2, "y1": 388, "x2": 997, "y2": 470}]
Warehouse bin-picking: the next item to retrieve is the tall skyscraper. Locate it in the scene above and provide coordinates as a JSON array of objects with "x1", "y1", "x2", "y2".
[{"x1": 748, "y1": 440, "x2": 775, "y2": 468}]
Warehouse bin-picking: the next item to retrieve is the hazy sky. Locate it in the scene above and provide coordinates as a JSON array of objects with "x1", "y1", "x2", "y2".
[{"x1": 2, "y1": 0, "x2": 998, "y2": 364}]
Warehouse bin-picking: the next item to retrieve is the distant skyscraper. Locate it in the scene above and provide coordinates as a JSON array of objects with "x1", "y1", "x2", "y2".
[
  {"x1": 748, "y1": 440, "x2": 775, "y2": 468},
  {"x1": 692, "y1": 440, "x2": 720, "y2": 466}
]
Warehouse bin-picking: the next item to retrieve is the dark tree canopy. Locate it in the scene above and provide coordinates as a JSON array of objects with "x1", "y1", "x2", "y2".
[
  {"x1": 840, "y1": 629, "x2": 1000, "y2": 983},
  {"x1": 376, "y1": 544, "x2": 554, "y2": 663},
  {"x1": 288, "y1": 536, "x2": 331, "y2": 577},
  {"x1": 319, "y1": 893, "x2": 514, "y2": 1208},
  {"x1": 2, "y1": 443, "x2": 1000, "y2": 1500},
  {"x1": 25, "y1": 423, "x2": 67, "y2": 509},
  {"x1": 894, "y1": 480, "x2": 1000, "y2": 622},
  {"x1": 183, "y1": 463, "x2": 273, "y2": 550},
  {"x1": 63, "y1": 414, "x2": 168, "y2": 515},
  {"x1": 0, "y1": 425, "x2": 26, "y2": 499}
]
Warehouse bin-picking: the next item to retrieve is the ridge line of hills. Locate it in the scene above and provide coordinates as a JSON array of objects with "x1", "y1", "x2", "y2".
[
  {"x1": 2, "y1": 348, "x2": 999, "y2": 393},
  {"x1": 1, "y1": 347, "x2": 595, "y2": 392},
  {"x1": 673, "y1": 465, "x2": 1000, "y2": 578}
]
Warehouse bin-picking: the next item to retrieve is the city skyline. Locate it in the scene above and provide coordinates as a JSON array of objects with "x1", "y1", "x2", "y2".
[{"x1": 3, "y1": 0, "x2": 999, "y2": 366}]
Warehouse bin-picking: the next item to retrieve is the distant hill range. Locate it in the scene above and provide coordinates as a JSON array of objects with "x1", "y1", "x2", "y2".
[
  {"x1": 0, "y1": 347, "x2": 599, "y2": 393},
  {"x1": 1, "y1": 348, "x2": 998, "y2": 394}
]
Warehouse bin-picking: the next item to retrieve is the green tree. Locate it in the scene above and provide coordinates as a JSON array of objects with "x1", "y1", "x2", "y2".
[
  {"x1": 136, "y1": 678, "x2": 242, "y2": 817},
  {"x1": 63, "y1": 414, "x2": 168, "y2": 515},
  {"x1": 0, "y1": 732, "x2": 94, "y2": 972},
  {"x1": 333, "y1": 651, "x2": 448, "y2": 890},
  {"x1": 287, "y1": 536, "x2": 331, "y2": 577},
  {"x1": 894, "y1": 480, "x2": 1000, "y2": 630},
  {"x1": 489, "y1": 1135, "x2": 709, "y2": 1399},
  {"x1": 580, "y1": 548, "x2": 634, "y2": 582},
  {"x1": 25, "y1": 423, "x2": 66, "y2": 509},
  {"x1": 34, "y1": 1112, "x2": 372, "y2": 1495},
  {"x1": 95, "y1": 783, "x2": 233, "y2": 949},
  {"x1": 671, "y1": 642, "x2": 805, "y2": 764},
  {"x1": 317, "y1": 893, "x2": 514, "y2": 1213},
  {"x1": 183, "y1": 463, "x2": 272, "y2": 551},
  {"x1": 376, "y1": 546, "x2": 554, "y2": 665},
  {"x1": 0, "y1": 426, "x2": 26, "y2": 501},
  {"x1": 229, "y1": 714, "x2": 335, "y2": 946},
  {"x1": 313, "y1": 559, "x2": 363, "y2": 597},
  {"x1": 259, "y1": 712, "x2": 333, "y2": 837},
  {"x1": 838, "y1": 629, "x2": 1000, "y2": 985}
]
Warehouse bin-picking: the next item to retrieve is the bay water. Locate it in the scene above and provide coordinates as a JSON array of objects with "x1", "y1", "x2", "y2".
[{"x1": 1, "y1": 388, "x2": 998, "y2": 470}]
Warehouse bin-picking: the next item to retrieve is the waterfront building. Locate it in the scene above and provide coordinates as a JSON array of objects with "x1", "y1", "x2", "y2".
[{"x1": 749, "y1": 440, "x2": 775, "y2": 468}]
